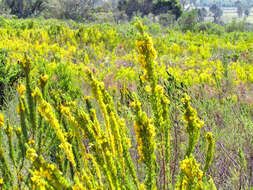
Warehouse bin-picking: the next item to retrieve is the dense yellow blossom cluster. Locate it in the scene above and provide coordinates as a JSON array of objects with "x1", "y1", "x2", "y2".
[
  {"x1": 176, "y1": 156, "x2": 204, "y2": 190},
  {"x1": 131, "y1": 101, "x2": 156, "y2": 163},
  {"x1": 182, "y1": 94, "x2": 204, "y2": 157},
  {"x1": 32, "y1": 87, "x2": 77, "y2": 169},
  {"x1": 0, "y1": 112, "x2": 4, "y2": 128},
  {"x1": 17, "y1": 84, "x2": 26, "y2": 99}
]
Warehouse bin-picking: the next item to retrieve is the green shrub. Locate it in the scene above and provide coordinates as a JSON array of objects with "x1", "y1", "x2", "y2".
[
  {"x1": 197, "y1": 22, "x2": 225, "y2": 35},
  {"x1": 226, "y1": 18, "x2": 246, "y2": 32},
  {"x1": 158, "y1": 13, "x2": 176, "y2": 26},
  {"x1": 0, "y1": 49, "x2": 21, "y2": 107},
  {"x1": 178, "y1": 10, "x2": 198, "y2": 32}
]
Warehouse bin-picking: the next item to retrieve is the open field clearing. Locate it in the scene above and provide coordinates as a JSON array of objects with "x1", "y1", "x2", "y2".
[
  {"x1": 200, "y1": 7, "x2": 253, "y2": 23},
  {"x1": 222, "y1": 7, "x2": 253, "y2": 23}
]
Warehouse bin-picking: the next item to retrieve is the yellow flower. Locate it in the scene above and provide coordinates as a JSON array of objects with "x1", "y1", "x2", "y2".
[
  {"x1": 31, "y1": 175, "x2": 39, "y2": 182},
  {"x1": 39, "y1": 74, "x2": 49, "y2": 87},
  {"x1": 16, "y1": 127, "x2": 22, "y2": 133},
  {"x1": 140, "y1": 74, "x2": 147, "y2": 83},
  {"x1": 41, "y1": 74, "x2": 49, "y2": 83},
  {"x1": 82, "y1": 96, "x2": 93, "y2": 101},
  {"x1": 145, "y1": 85, "x2": 151, "y2": 92},
  {"x1": 140, "y1": 183, "x2": 146, "y2": 190},
  {"x1": 21, "y1": 56, "x2": 27, "y2": 68},
  {"x1": 206, "y1": 132, "x2": 213, "y2": 141},
  {"x1": 182, "y1": 179, "x2": 188, "y2": 186},
  {"x1": 0, "y1": 178, "x2": 3, "y2": 184},
  {"x1": 178, "y1": 156, "x2": 204, "y2": 189},
  {"x1": 21, "y1": 55, "x2": 32, "y2": 71},
  {"x1": 31, "y1": 87, "x2": 41, "y2": 98},
  {"x1": 17, "y1": 104, "x2": 20, "y2": 114},
  {"x1": 28, "y1": 139, "x2": 35, "y2": 145},
  {"x1": 58, "y1": 143, "x2": 64, "y2": 149},
  {"x1": 17, "y1": 101, "x2": 25, "y2": 115},
  {"x1": 125, "y1": 137, "x2": 132, "y2": 148},
  {"x1": 0, "y1": 112, "x2": 4, "y2": 128},
  {"x1": 26, "y1": 147, "x2": 38, "y2": 161},
  {"x1": 198, "y1": 120, "x2": 204, "y2": 128},
  {"x1": 17, "y1": 84, "x2": 26, "y2": 97}
]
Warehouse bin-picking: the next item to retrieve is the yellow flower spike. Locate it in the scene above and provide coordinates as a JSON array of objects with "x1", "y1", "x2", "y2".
[
  {"x1": 145, "y1": 85, "x2": 151, "y2": 92},
  {"x1": 204, "y1": 132, "x2": 215, "y2": 173},
  {"x1": 33, "y1": 88, "x2": 77, "y2": 169},
  {"x1": 206, "y1": 132, "x2": 213, "y2": 142},
  {"x1": 140, "y1": 183, "x2": 146, "y2": 190},
  {"x1": 177, "y1": 156, "x2": 204, "y2": 190},
  {"x1": 58, "y1": 143, "x2": 64, "y2": 149},
  {"x1": 66, "y1": 101, "x2": 77, "y2": 108},
  {"x1": 155, "y1": 85, "x2": 164, "y2": 93},
  {"x1": 134, "y1": 21, "x2": 146, "y2": 34},
  {"x1": 28, "y1": 139, "x2": 35, "y2": 145},
  {"x1": 182, "y1": 179, "x2": 188, "y2": 186},
  {"x1": 0, "y1": 112, "x2": 4, "y2": 128},
  {"x1": 20, "y1": 55, "x2": 32, "y2": 72},
  {"x1": 163, "y1": 97, "x2": 170, "y2": 105},
  {"x1": 21, "y1": 56, "x2": 27, "y2": 68},
  {"x1": 132, "y1": 99, "x2": 157, "y2": 188},
  {"x1": 198, "y1": 120, "x2": 204, "y2": 127},
  {"x1": 16, "y1": 127, "x2": 22, "y2": 133},
  {"x1": 41, "y1": 74, "x2": 49, "y2": 82},
  {"x1": 82, "y1": 96, "x2": 93, "y2": 101},
  {"x1": 39, "y1": 74, "x2": 49, "y2": 87},
  {"x1": 31, "y1": 87, "x2": 42, "y2": 98},
  {"x1": 182, "y1": 93, "x2": 204, "y2": 157},
  {"x1": 130, "y1": 101, "x2": 136, "y2": 107},
  {"x1": 135, "y1": 22, "x2": 172, "y2": 189},
  {"x1": 16, "y1": 104, "x2": 21, "y2": 114},
  {"x1": 125, "y1": 137, "x2": 132, "y2": 148},
  {"x1": 17, "y1": 84, "x2": 26, "y2": 98},
  {"x1": 26, "y1": 147, "x2": 38, "y2": 161}
]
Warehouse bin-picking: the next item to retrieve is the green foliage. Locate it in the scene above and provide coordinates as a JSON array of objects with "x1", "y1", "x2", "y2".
[
  {"x1": 0, "y1": 49, "x2": 21, "y2": 107},
  {"x1": 158, "y1": 13, "x2": 176, "y2": 26},
  {"x1": 118, "y1": 0, "x2": 182, "y2": 19},
  {"x1": 225, "y1": 18, "x2": 246, "y2": 32},
  {"x1": 197, "y1": 8, "x2": 208, "y2": 22},
  {"x1": 2, "y1": 0, "x2": 47, "y2": 18},
  {"x1": 197, "y1": 22, "x2": 225, "y2": 35},
  {"x1": 209, "y1": 4, "x2": 223, "y2": 23},
  {"x1": 178, "y1": 10, "x2": 198, "y2": 32}
]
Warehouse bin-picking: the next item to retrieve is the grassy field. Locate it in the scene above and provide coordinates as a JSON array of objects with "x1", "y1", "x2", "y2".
[{"x1": 0, "y1": 18, "x2": 252, "y2": 189}]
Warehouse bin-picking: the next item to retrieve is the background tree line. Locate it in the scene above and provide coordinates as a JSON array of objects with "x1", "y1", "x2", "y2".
[
  {"x1": 0, "y1": 0, "x2": 183, "y2": 19},
  {"x1": 0, "y1": 0, "x2": 252, "y2": 33}
]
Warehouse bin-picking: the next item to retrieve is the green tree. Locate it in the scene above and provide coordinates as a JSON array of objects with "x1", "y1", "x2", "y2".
[
  {"x1": 2, "y1": 0, "x2": 47, "y2": 18},
  {"x1": 235, "y1": 0, "x2": 244, "y2": 18},
  {"x1": 54, "y1": 0, "x2": 93, "y2": 20},
  {"x1": 152, "y1": 0, "x2": 182, "y2": 19},
  {"x1": 178, "y1": 9, "x2": 198, "y2": 31},
  {"x1": 244, "y1": 8, "x2": 251, "y2": 17},
  {"x1": 197, "y1": 7, "x2": 207, "y2": 22},
  {"x1": 209, "y1": 4, "x2": 223, "y2": 23},
  {"x1": 117, "y1": 0, "x2": 141, "y2": 18},
  {"x1": 118, "y1": 0, "x2": 182, "y2": 19}
]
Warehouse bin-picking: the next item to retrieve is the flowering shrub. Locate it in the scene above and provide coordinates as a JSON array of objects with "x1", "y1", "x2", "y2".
[{"x1": 0, "y1": 19, "x2": 251, "y2": 189}]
